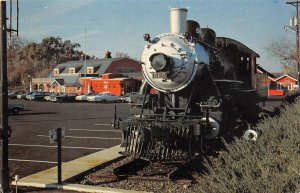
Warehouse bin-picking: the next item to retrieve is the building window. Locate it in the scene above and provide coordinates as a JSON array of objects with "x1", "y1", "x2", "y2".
[
  {"x1": 53, "y1": 68, "x2": 59, "y2": 76},
  {"x1": 69, "y1": 68, "x2": 75, "y2": 74},
  {"x1": 277, "y1": 83, "x2": 282, "y2": 90},
  {"x1": 116, "y1": 67, "x2": 135, "y2": 73},
  {"x1": 288, "y1": 83, "x2": 293, "y2": 90},
  {"x1": 54, "y1": 69, "x2": 60, "y2": 76},
  {"x1": 87, "y1": 67, "x2": 94, "y2": 74}
]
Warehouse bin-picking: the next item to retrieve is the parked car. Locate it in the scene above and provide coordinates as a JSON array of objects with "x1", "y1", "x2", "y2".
[
  {"x1": 86, "y1": 93, "x2": 102, "y2": 102},
  {"x1": 119, "y1": 93, "x2": 129, "y2": 102},
  {"x1": 17, "y1": 91, "x2": 34, "y2": 100},
  {"x1": 126, "y1": 92, "x2": 138, "y2": 103},
  {"x1": 51, "y1": 93, "x2": 77, "y2": 103},
  {"x1": 45, "y1": 92, "x2": 60, "y2": 101},
  {"x1": 8, "y1": 103, "x2": 26, "y2": 115},
  {"x1": 26, "y1": 92, "x2": 36, "y2": 100},
  {"x1": 75, "y1": 93, "x2": 95, "y2": 102},
  {"x1": 27, "y1": 91, "x2": 53, "y2": 101},
  {"x1": 8, "y1": 91, "x2": 23, "y2": 99},
  {"x1": 88, "y1": 92, "x2": 120, "y2": 103}
]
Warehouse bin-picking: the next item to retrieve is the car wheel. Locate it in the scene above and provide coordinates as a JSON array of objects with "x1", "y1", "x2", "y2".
[{"x1": 12, "y1": 108, "x2": 20, "y2": 115}]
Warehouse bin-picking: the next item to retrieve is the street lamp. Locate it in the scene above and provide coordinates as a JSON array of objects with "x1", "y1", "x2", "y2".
[
  {"x1": 286, "y1": 1, "x2": 300, "y2": 89},
  {"x1": 28, "y1": 74, "x2": 32, "y2": 91}
]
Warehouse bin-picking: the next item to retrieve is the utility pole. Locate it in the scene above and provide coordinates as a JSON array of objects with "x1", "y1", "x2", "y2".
[
  {"x1": 0, "y1": 0, "x2": 9, "y2": 192},
  {"x1": 286, "y1": 1, "x2": 300, "y2": 89}
]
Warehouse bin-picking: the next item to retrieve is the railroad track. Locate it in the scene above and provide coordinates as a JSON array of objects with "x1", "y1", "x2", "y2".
[{"x1": 90, "y1": 156, "x2": 194, "y2": 185}]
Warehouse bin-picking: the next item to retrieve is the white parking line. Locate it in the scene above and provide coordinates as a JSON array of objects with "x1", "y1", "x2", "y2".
[
  {"x1": 93, "y1": 123, "x2": 111, "y2": 126},
  {"x1": 9, "y1": 143, "x2": 105, "y2": 150},
  {"x1": 9, "y1": 158, "x2": 62, "y2": 164},
  {"x1": 69, "y1": 129, "x2": 121, "y2": 132},
  {"x1": 37, "y1": 135, "x2": 122, "y2": 140}
]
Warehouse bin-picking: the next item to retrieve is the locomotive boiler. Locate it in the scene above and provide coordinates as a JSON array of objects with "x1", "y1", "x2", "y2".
[{"x1": 113, "y1": 8, "x2": 267, "y2": 162}]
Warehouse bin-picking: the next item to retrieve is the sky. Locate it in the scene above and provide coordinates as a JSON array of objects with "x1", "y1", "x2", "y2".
[{"x1": 9, "y1": 0, "x2": 298, "y2": 72}]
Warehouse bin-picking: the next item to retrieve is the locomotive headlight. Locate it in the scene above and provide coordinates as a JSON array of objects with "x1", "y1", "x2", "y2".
[{"x1": 149, "y1": 53, "x2": 170, "y2": 71}]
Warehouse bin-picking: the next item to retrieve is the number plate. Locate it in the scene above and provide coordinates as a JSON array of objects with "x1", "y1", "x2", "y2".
[{"x1": 151, "y1": 72, "x2": 168, "y2": 79}]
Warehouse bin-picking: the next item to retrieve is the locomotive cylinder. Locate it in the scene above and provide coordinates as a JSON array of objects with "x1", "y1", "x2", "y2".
[{"x1": 170, "y1": 8, "x2": 188, "y2": 33}]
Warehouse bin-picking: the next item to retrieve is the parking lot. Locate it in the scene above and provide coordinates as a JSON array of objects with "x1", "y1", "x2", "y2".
[{"x1": 8, "y1": 99, "x2": 130, "y2": 179}]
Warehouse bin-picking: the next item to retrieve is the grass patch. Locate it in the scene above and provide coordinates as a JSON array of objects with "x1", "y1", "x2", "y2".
[{"x1": 196, "y1": 93, "x2": 300, "y2": 193}]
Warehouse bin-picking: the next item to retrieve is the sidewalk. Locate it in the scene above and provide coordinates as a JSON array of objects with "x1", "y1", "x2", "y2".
[{"x1": 11, "y1": 145, "x2": 148, "y2": 193}]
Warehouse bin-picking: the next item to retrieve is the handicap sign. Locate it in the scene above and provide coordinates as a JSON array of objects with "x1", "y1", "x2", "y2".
[{"x1": 49, "y1": 127, "x2": 65, "y2": 144}]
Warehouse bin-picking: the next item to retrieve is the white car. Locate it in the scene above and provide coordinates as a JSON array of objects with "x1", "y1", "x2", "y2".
[
  {"x1": 45, "y1": 92, "x2": 59, "y2": 101},
  {"x1": 17, "y1": 91, "x2": 34, "y2": 100},
  {"x1": 86, "y1": 93, "x2": 103, "y2": 102},
  {"x1": 75, "y1": 93, "x2": 95, "y2": 102},
  {"x1": 88, "y1": 92, "x2": 120, "y2": 103}
]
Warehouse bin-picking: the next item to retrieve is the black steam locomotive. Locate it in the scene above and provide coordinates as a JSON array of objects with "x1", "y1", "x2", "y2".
[{"x1": 113, "y1": 8, "x2": 267, "y2": 162}]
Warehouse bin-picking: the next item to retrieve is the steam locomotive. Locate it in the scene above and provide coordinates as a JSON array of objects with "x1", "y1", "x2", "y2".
[{"x1": 113, "y1": 8, "x2": 267, "y2": 162}]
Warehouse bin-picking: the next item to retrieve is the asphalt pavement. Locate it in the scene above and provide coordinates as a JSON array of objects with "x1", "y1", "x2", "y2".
[{"x1": 8, "y1": 99, "x2": 130, "y2": 181}]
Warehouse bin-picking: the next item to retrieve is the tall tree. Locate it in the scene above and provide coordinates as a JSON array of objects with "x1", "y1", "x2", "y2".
[
  {"x1": 8, "y1": 35, "x2": 27, "y2": 87},
  {"x1": 266, "y1": 38, "x2": 297, "y2": 72},
  {"x1": 8, "y1": 36, "x2": 81, "y2": 87}
]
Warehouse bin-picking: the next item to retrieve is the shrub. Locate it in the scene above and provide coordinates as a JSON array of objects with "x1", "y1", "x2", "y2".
[{"x1": 196, "y1": 97, "x2": 300, "y2": 193}]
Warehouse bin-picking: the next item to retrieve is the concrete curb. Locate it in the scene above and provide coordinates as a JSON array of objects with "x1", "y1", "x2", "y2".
[
  {"x1": 13, "y1": 182, "x2": 149, "y2": 193},
  {"x1": 63, "y1": 184, "x2": 150, "y2": 193},
  {"x1": 11, "y1": 145, "x2": 151, "y2": 193}
]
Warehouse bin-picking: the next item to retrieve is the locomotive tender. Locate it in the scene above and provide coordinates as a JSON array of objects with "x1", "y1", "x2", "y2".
[{"x1": 113, "y1": 8, "x2": 267, "y2": 162}]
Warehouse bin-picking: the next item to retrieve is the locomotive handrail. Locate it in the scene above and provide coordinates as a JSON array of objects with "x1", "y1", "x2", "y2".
[{"x1": 197, "y1": 102, "x2": 220, "y2": 108}]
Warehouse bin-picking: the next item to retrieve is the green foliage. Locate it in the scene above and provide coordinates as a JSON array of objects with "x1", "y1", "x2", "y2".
[
  {"x1": 196, "y1": 97, "x2": 300, "y2": 193},
  {"x1": 8, "y1": 36, "x2": 81, "y2": 87}
]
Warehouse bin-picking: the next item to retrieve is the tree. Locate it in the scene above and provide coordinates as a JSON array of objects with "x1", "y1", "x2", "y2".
[
  {"x1": 7, "y1": 35, "x2": 27, "y2": 87},
  {"x1": 115, "y1": 51, "x2": 128, "y2": 58},
  {"x1": 8, "y1": 36, "x2": 82, "y2": 87},
  {"x1": 266, "y1": 38, "x2": 298, "y2": 72}
]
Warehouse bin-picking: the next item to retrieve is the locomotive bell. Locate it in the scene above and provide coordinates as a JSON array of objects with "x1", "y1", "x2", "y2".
[{"x1": 187, "y1": 20, "x2": 200, "y2": 40}]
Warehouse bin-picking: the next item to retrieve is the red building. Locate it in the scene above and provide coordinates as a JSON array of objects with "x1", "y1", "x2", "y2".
[
  {"x1": 257, "y1": 66, "x2": 298, "y2": 96},
  {"x1": 275, "y1": 74, "x2": 298, "y2": 93},
  {"x1": 80, "y1": 73, "x2": 141, "y2": 96},
  {"x1": 32, "y1": 57, "x2": 143, "y2": 94}
]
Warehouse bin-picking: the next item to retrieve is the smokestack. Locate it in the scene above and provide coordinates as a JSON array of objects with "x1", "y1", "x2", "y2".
[
  {"x1": 105, "y1": 51, "x2": 112, "y2": 59},
  {"x1": 170, "y1": 8, "x2": 188, "y2": 34}
]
